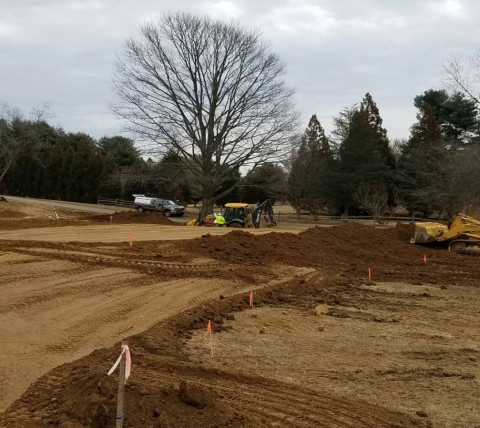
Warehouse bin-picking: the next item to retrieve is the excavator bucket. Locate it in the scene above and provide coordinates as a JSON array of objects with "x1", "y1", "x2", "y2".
[{"x1": 413, "y1": 222, "x2": 449, "y2": 244}]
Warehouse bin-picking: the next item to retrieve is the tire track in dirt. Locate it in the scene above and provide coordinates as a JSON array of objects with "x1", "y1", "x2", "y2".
[
  {"x1": 136, "y1": 370, "x2": 418, "y2": 428},
  {"x1": 0, "y1": 242, "x2": 305, "y2": 414}
]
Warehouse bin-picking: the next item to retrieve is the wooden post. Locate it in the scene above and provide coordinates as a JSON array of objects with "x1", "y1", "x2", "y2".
[{"x1": 116, "y1": 342, "x2": 127, "y2": 428}]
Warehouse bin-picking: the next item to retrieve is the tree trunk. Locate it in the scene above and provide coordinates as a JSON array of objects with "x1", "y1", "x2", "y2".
[{"x1": 201, "y1": 185, "x2": 215, "y2": 219}]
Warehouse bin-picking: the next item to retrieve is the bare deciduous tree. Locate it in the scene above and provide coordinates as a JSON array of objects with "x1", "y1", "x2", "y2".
[
  {"x1": 113, "y1": 12, "x2": 298, "y2": 216},
  {"x1": 443, "y1": 52, "x2": 480, "y2": 104},
  {"x1": 354, "y1": 183, "x2": 389, "y2": 226},
  {"x1": 0, "y1": 104, "x2": 30, "y2": 184}
]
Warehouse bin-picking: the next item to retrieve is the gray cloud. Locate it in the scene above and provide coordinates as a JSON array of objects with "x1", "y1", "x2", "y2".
[{"x1": 1, "y1": 0, "x2": 479, "y2": 142}]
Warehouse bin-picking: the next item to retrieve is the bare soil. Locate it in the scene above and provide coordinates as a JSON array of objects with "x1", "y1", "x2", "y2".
[{"x1": 0, "y1": 222, "x2": 479, "y2": 427}]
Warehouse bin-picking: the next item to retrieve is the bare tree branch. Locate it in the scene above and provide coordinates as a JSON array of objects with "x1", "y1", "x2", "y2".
[
  {"x1": 443, "y1": 52, "x2": 480, "y2": 104},
  {"x1": 112, "y1": 13, "x2": 299, "y2": 216}
]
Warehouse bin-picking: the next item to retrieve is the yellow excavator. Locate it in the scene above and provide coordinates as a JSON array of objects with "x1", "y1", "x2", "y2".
[{"x1": 413, "y1": 213, "x2": 480, "y2": 255}]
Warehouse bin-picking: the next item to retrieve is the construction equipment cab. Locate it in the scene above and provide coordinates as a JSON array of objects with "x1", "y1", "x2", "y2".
[{"x1": 133, "y1": 195, "x2": 185, "y2": 217}]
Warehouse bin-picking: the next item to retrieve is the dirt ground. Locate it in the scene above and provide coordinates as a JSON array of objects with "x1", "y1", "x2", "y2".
[
  {"x1": 0, "y1": 200, "x2": 479, "y2": 427},
  {"x1": 0, "y1": 238, "x2": 309, "y2": 414}
]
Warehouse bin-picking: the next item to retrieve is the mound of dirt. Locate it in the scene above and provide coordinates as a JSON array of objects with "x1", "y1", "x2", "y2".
[
  {"x1": 0, "y1": 196, "x2": 8, "y2": 202},
  {"x1": 92, "y1": 211, "x2": 184, "y2": 226},
  {"x1": 0, "y1": 210, "x2": 28, "y2": 219},
  {"x1": 389, "y1": 222, "x2": 416, "y2": 242},
  {"x1": 3, "y1": 351, "x2": 249, "y2": 428},
  {"x1": 177, "y1": 222, "x2": 478, "y2": 286}
]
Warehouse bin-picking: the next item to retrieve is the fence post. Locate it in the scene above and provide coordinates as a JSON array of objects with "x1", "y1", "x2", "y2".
[{"x1": 277, "y1": 211, "x2": 281, "y2": 224}]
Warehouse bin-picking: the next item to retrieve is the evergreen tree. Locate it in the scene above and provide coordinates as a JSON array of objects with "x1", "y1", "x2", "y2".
[
  {"x1": 287, "y1": 115, "x2": 333, "y2": 213},
  {"x1": 41, "y1": 143, "x2": 63, "y2": 198},
  {"x1": 242, "y1": 163, "x2": 286, "y2": 204},
  {"x1": 360, "y1": 93, "x2": 395, "y2": 168},
  {"x1": 98, "y1": 136, "x2": 141, "y2": 168},
  {"x1": 414, "y1": 89, "x2": 478, "y2": 146},
  {"x1": 335, "y1": 109, "x2": 393, "y2": 215},
  {"x1": 61, "y1": 146, "x2": 75, "y2": 200},
  {"x1": 398, "y1": 106, "x2": 451, "y2": 216}
]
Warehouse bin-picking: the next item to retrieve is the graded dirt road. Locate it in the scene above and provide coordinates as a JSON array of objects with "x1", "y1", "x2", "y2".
[
  {"x1": 0, "y1": 223, "x2": 310, "y2": 242},
  {"x1": 3, "y1": 196, "x2": 125, "y2": 214}
]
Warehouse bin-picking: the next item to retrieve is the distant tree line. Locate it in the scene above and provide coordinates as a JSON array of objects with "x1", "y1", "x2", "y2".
[
  {"x1": 0, "y1": 109, "x2": 285, "y2": 205},
  {"x1": 287, "y1": 90, "x2": 480, "y2": 218},
  {"x1": 1, "y1": 87, "x2": 479, "y2": 218}
]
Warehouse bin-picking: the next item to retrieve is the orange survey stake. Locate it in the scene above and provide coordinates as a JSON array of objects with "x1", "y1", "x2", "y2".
[{"x1": 204, "y1": 320, "x2": 211, "y2": 337}]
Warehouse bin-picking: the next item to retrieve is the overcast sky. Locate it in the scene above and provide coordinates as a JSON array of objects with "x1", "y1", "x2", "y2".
[{"x1": 1, "y1": 0, "x2": 479, "y2": 143}]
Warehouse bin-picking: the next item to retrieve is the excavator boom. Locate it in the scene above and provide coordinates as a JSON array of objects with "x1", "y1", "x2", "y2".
[{"x1": 252, "y1": 199, "x2": 277, "y2": 229}]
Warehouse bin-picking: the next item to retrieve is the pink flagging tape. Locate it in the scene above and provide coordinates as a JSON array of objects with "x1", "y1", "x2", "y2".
[
  {"x1": 123, "y1": 344, "x2": 131, "y2": 380},
  {"x1": 108, "y1": 344, "x2": 131, "y2": 382}
]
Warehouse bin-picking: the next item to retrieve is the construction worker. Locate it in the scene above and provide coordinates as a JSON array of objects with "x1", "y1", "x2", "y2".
[{"x1": 213, "y1": 212, "x2": 225, "y2": 227}]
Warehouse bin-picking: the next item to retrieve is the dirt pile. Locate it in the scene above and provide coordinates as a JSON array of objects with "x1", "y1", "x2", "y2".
[
  {"x1": 177, "y1": 222, "x2": 479, "y2": 286},
  {"x1": 0, "y1": 210, "x2": 183, "y2": 230},
  {"x1": 91, "y1": 211, "x2": 183, "y2": 225},
  {"x1": 0, "y1": 196, "x2": 8, "y2": 202}
]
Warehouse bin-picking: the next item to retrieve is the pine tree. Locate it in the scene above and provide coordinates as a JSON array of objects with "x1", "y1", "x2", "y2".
[
  {"x1": 303, "y1": 114, "x2": 331, "y2": 157},
  {"x1": 288, "y1": 115, "x2": 333, "y2": 213},
  {"x1": 399, "y1": 106, "x2": 450, "y2": 216},
  {"x1": 414, "y1": 89, "x2": 478, "y2": 146},
  {"x1": 360, "y1": 93, "x2": 395, "y2": 168},
  {"x1": 408, "y1": 105, "x2": 444, "y2": 150},
  {"x1": 335, "y1": 109, "x2": 393, "y2": 215}
]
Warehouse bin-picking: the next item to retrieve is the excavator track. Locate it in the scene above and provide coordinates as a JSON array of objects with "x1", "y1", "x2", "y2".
[{"x1": 450, "y1": 240, "x2": 480, "y2": 256}]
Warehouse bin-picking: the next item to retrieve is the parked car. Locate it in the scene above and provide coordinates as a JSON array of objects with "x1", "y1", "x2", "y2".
[{"x1": 133, "y1": 195, "x2": 185, "y2": 217}]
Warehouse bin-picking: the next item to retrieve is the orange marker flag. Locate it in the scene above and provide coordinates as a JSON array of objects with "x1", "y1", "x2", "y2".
[
  {"x1": 424, "y1": 254, "x2": 427, "y2": 263},
  {"x1": 249, "y1": 291, "x2": 254, "y2": 307},
  {"x1": 129, "y1": 230, "x2": 134, "y2": 247},
  {"x1": 368, "y1": 268, "x2": 372, "y2": 279},
  {"x1": 448, "y1": 245, "x2": 451, "y2": 252},
  {"x1": 110, "y1": 215, "x2": 113, "y2": 223},
  {"x1": 204, "y1": 320, "x2": 211, "y2": 338}
]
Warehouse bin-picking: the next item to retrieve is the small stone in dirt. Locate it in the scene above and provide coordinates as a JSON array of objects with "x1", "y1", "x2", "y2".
[
  {"x1": 179, "y1": 381, "x2": 213, "y2": 409},
  {"x1": 90, "y1": 404, "x2": 110, "y2": 428},
  {"x1": 318, "y1": 325, "x2": 325, "y2": 332},
  {"x1": 259, "y1": 327, "x2": 266, "y2": 334},
  {"x1": 219, "y1": 294, "x2": 225, "y2": 300},
  {"x1": 226, "y1": 314, "x2": 235, "y2": 321},
  {"x1": 315, "y1": 304, "x2": 329, "y2": 316},
  {"x1": 251, "y1": 314, "x2": 258, "y2": 318},
  {"x1": 416, "y1": 410, "x2": 428, "y2": 418},
  {"x1": 440, "y1": 285, "x2": 448, "y2": 290}
]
